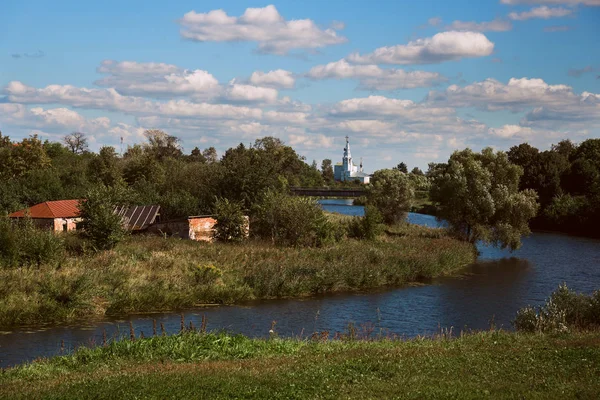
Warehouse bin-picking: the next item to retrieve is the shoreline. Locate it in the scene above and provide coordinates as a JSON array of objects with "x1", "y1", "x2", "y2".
[{"x1": 0, "y1": 226, "x2": 477, "y2": 330}]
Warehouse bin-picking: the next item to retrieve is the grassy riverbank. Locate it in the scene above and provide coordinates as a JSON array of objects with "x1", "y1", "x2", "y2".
[
  {"x1": 0, "y1": 224, "x2": 476, "y2": 328},
  {"x1": 2, "y1": 330, "x2": 600, "y2": 399}
]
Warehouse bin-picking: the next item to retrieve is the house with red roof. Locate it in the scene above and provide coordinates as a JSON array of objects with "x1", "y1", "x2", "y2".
[{"x1": 8, "y1": 200, "x2": 82, "y2": 232}]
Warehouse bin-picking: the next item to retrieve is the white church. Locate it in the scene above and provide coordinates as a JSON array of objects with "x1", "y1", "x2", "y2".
[{"x1": 334, "y1": 136, "x2": 371, "y2": 184}]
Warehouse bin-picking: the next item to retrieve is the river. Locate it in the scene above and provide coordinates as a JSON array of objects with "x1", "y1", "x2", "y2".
[{"x1": 1, "y1": 199, "x2": 599, "y2": 368}]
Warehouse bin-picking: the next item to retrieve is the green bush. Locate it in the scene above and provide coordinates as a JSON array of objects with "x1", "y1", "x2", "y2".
[
  {"x1": 347, "y1": 205, "x2": 384, "y2": 240},
  {"x1": 79, "y1": 185, "x2": 129, "y2": 251},
  {"x1": 0, "y1": 217, "x2": 64, "y2": 268},
  {"x1": 514, "y1": 283, "x2": 600, "y2": 333},
  {"x1": 212, "y1": 198, "x2": 247, "y2": 243},
  {"x1": 251, "y1": 191, "x2": 335, "y2": 247}
]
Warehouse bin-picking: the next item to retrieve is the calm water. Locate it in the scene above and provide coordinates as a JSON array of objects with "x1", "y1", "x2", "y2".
[{"x1": 1, "y1": 199, "x2": 599, "y2": 368}]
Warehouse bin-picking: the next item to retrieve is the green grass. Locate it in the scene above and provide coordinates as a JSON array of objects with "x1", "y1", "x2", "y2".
[
  {"x1": 0, "y1": 226, "x2": 476, "y2": 328},
  {"x1": 2, "y1": 330, "x2": 600, "y2": 399}
]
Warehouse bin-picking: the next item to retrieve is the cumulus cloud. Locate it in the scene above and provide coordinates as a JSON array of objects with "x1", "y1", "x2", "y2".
[
  {"x1": 501, "y1": 0, "x2": 599, "y2": 5},
  {"x1": 0, "y1": 103, "x2": 110, "y2": 133},
  {"x1": 178, "y1": 5, "x2": 347, "y2": 55},
  {"x1": 446, "y1": 19, "x2": 513, "y2": 32},
  {"x1": 348, "y1": 31, "x2": 494, "y2": 65},
  {"x1": 95, "y1": 60, "x2": 221, "y2": 99},
  {"x1": 287, "y1": 133, "x2": 334, "y2": 149},
  {"x1": 307, "y1": 59, "x2": 447, "y2": 90},
  {"x1": 427, "y1": 77, "x2": 600, "y2": 134},
  {"x1": 509, "y1": 6, "x2": 573, "y2": 20},
  {"x1": 249, "y1": 69, "x2": 295, "y2": 89},
  {"x1": 3, "y1": 81, "x2": 267, "y2": 120},
  {"x1": 488, "y1": 124, "x2": 533, "y2": 138},
  {"x1": 222, "y1": 82, "x2": 279, "y2": 104}
]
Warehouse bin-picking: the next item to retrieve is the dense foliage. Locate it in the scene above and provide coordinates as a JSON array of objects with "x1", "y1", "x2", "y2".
[
  {"x1": 429, "y1": 148, "x2": 539, "y2": 250},
  {"x1": 212, "y1": 198, "x2": 247, "y2": 243},
  {"x1": 0, "y1": 132, "x2": 325, "y2": 220},
  {"x1": 0, "y1": 218, "x2": 64, "y2": 268},
  {"x1": 251, "y1": 191, "x2": 334, "y2": 247},
  {"x1": 367, "y1": 169, "x2": 413, "y2": 225},
  {"x1": 507, "y1": 139, "x2": 600, "y2": 237}
]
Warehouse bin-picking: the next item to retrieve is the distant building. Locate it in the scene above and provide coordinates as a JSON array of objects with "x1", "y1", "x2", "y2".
[
  {"x1": 8, "y1": 201, "x2": 161, "y2": 233},
  {"x1": 334, "y1": 136, "x2": 371, "y2": 184},
  {"x1": 8, "y1": 200, "x2": 82, "y2": 232}
]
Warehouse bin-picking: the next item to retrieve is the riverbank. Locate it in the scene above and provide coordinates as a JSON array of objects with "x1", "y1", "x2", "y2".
[
  {"x1": 2, "y1": 329, "x2": 599, "y2": 399},
  {"x1": 0, "y1": 224, "x2": 476, "y2": 328}
]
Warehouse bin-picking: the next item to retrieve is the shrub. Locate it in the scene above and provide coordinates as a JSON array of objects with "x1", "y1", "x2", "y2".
[
  {"x1": 347, "y1": 205, "x2": 384, "y2": 240},
  {"x1": 79, "y1": 185, "x2": 129, "y2": 251},
  {"x1": 212, "y1": 198, "x2": 247, "y2": 243},
  {"x1": 514, "y1": 283, "x2": 600, "y2": 333},
  {"x1": 0, "y1": 217, "x2": 64, "y2": 268},
  {"x1": 252, "y1": 191, "x2": 334, "y2": 247}
]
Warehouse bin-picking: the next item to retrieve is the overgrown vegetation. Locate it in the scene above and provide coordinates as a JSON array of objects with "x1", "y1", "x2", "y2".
[
  {"x1": 251, "y1": 191, "x2": 335, "y2": 247},
  {"x1": 0, "y1": 226, "x2": 475, "y2": 328},
  {"x1": 0, "y1": 218, "x2": 64, "y2": 268},
  {"x1": 2, "y1": 328, "x2": 600, "y2": 399},
  {"x1": 212, "y1": 198, "x2": 247, "y2": 243},
  {"x1": 514, "y1": 283, "x2": 600, "y2": 333}
]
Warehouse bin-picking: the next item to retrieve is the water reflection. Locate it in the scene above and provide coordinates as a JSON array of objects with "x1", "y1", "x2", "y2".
[{"x1": 1, "y1": 200, "x2": 599, "y2": 368}]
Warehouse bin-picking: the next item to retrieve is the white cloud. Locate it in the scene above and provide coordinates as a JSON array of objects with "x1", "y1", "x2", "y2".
[
  {"x1": 489, "y1": 124, "x2": 533, "y2": 138},
  {"x1": 501, "y1": 0, "x2": 600, "y2": 5},
  {"x1": 509, "y1": 6, "x2": 573, "y2": 20},
  {"x1": 348, "y1": 31, "x2": 494, "y2": 65},
  {"x1": 287, "y1": 133, "x2": 334, "y2": 149},
  {"x1": 427, "y1": 77, "x2": 600, "y2": 134},
  {"x1": 95, "y1": 60, "x2": 221, "y2": 99},
  {"x1": 447, "y1": 19, "x2": 513, "y2": 32},
  {"x1": 249, "y1": 70, "x2": 295, "y2": 89},
  {"x1": 222, "y1": 82, "x2": 279, "y2": 104},
  {"x1": 307, "y1": 59, "x2": 447, "y2": 90},
  {"x1": 0, "y1": 103, "x2": 110, "y2": 133},
  {"x1": 4, "y1": 81, "x2": 274, "y2": 120},
  {"x1": 427, "y1": 77, "x2": 578, "y2": 111},
  {"x1": 178, "y1": 5, "x2": 347, "y2": 55}
]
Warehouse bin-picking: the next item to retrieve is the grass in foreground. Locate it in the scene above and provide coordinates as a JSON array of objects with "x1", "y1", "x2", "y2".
[
  {"x1": 0, "y1": 224, "x2": 475, "y2": 328},
  {"x1": 2, "y1": 330, "x2": 600, "y2": 399}
]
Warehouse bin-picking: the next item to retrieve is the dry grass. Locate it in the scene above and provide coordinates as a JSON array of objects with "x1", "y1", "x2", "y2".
[{"x1": 0, "y1": 227, "x2": 476, "y2": 328}]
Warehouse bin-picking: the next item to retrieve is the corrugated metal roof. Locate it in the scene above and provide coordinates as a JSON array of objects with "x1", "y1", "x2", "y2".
[
  {"x1": 114, "y1": 205, "x2": 160, "y2": 231},
  {"x1": 9, "y1": 200, "x2": 81, "y2": 219}
]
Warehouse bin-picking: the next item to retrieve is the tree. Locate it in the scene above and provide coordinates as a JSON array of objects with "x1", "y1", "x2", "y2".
[
  {"x1": 411, "y1": 167, "x2": 424, "y2": 176},
  {"x1": 395, "y1": 162, "x2": 408, "y2": 173},
  {"x1": 143, "y1": 129, "x2": 182, "y2": 160},
  {"x1": 189, "y1": 147, "x2": 207, "y2": 163},
  {"x1": 321, "y1": 159, "x2": 334, "y2": 184},
  {"x1": 202, "y1": 147, "x2": 218, "y2": 163},
  {"x1": 367, "y1": 169, "x2": 413, "y2": 225},
  {"x1": 429, "y1": 148, "x2": 539, "y2": 250},
  {"x1": 212, "y1": 198, "x2": 247, "y2": 243},
  {"x1": 78, "y1": 185, "x2": 130, "y2": 250},
  {"x1": 63, "y1": 132, "x2": 89, "y2": 154},
  {"x1": 88, "y1": 146, "x2": 122, "y2": 186}
]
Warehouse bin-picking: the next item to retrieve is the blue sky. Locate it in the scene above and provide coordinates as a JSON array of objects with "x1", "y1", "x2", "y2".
[{"x1": 1, "y1": 0, "x2": 599, "y2": 171}]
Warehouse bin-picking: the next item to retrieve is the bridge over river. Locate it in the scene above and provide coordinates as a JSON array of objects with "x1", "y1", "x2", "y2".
[{"x1": 290, "y1": 187, "x2": 366, "y2": 198}]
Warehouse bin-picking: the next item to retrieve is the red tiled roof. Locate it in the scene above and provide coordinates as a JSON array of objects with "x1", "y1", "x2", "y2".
[{"x1": 9, "y1": 200, "x2": 82, "y2": 219}]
